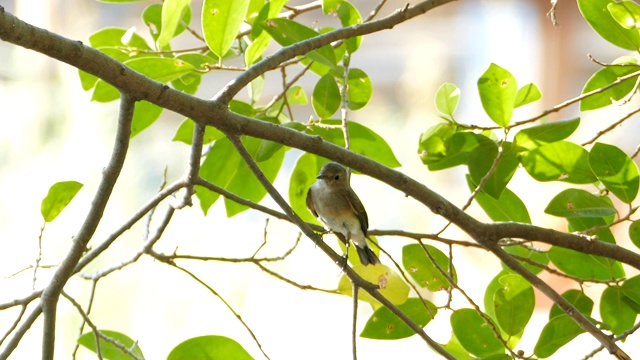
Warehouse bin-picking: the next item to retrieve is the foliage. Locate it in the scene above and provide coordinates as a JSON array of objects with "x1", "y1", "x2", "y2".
[{"x1": 2, "y1": 0, "x2": 640, "y2": 359}]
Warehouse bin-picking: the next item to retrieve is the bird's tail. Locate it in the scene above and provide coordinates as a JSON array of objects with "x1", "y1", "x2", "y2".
[{"x1": 356, "y1": 245, "x2": 380, "y2": 266}]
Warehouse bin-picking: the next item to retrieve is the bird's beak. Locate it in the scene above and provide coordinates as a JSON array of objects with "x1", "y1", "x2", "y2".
[{"x1": 316, "y1": 174, "x2": 327, "y2": 180}]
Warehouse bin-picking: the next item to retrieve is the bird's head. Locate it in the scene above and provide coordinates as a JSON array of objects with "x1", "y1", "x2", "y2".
[{"x1": 316, "y1": 162, "x2": 349, "y2": 188}]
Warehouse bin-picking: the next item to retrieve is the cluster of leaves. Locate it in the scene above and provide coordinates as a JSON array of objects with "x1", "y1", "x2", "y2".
[
  {"x1": 416, "y1": 0, "x2": 640, "y2": 357},
  {"x1": 31, "y1": 0, "x2": 640, "y2": 359}
]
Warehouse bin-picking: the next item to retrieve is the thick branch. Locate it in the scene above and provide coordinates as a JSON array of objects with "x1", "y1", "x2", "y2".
[
  {"x1": 39, "y1": 94, "x2": 135, "y2": 360},
  {"x1": 4, "y1": 3, "x2": 636, "y2": 273}
]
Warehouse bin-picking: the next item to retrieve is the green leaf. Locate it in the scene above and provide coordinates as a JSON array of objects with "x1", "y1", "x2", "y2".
[
  {"x1": 78, "y1": 330, "x2": 144, "y2": 360},
  {"x1": 196, "y1": 136, "x2": 284, "y2": 216},
  {"x1": 544, "y1": 188, "x2": 617, "y2": 218},
  {"x1": 202, "y1": 0, "x2": 250, "y2": 58},
  {"x1": 441, "y1": 334, "x2": 476, "y2": 360},
  {"x1": 246, "y1": 0, "x2": 263, "y2": 23},
  {"x1": 580, "y1": 65, "x2": 640, "y2": 111},
  {"x1": 248, "y1": 75, "x2": 265, "y2": 104},
  {"x1": 289, "y1": 153, "x2": 327, "y2": 224},
  {"x1": 503, "y1": 245, "x2": 548, "y2": 275},
  {"x1": 513, "y1": 118, "x2": 580, "y2": 150},
  {"x1": 167, "y1": 335, "x2": 253, "y2": 360},
  {"x1": 41, "y1": 181, "x2": 83, "y2": 223},
  {"x1": 483, "y1": 270, "x2": 507, "y2": 323},
  {"x1": 468, "y1": 141, "x2": 519, "y2": 199},
  {"x1": 402, "y1": 244, "x2": 456, "y2": 291},
  {"x1": 589, "y1": 142, "x2": 639, "y2": 203},
  {"x1": 286, "y1": 86, "x2": 308, "y2": 105},
  {"x1": 82, "y1": 28, "x2": 153, "y2": 93},
  {"x1": 250, "y1": 0, "x2": 288, "y2": 38},
  {"x1": 521, "y1": 141, "x2": 596, "y2": 183},
  {"x1": 568, "y1": 216, "x2": 617, "y2": 243},
  {"x1": 346, "y1": 68, "x2": 372, "y2": 110},
  {"x1": 534, "y1": 314, "x2": 584, "y2": 358},
  {"x1": 360, "y1": 298, "x2": 436, "y2": 339},
  {"x1": 312, "y1": 74, "x2": 341, "y2": 119},
  {"x1": 171, "y1": 72, "x2": 201, "y2": 95},
  {"x1": 306, "y1": 120, "x2": 401, "y2": 168},
  {"x1": 492, "y1": 273, "x2": 535, "y2": 336},
  {"x1": 451, "y1": 309, "x2": 505, "y2": 358},
  {"x1": 477, "y1": 63, "x2": 517, "y2": 127},
  {"x1": 90, "y1": 27, "x2": 152, "y2": 50},
  {"x1": 547, "y1": 216, "x2": 625, "y2": 281},
  {"x1": 549, "y1": 246, "x2": 624, "y2": 281},
  {"x1": 629, "y1": 220, "x2": 640, "y2": 250},
  {"x1": 418, "y1": 128, "x2": 488, "y2": 170},
  {"x1": 578, "y1": 0, "x2": 640, "y2": 50},
  {"x1": 245, "y1": 31, "x2": 271, "y2": 66},
  {"x1": 173, "y1": 119, "x2": 224, "y2": 145},
  {"x1": 469, "y1": 177, "x2": 532, "y2": 224},
  {"x1": 434, "y1": 83, "x2": 460, "y2": 119},
  {"x1": 261, "y1": 18, "x2": 337, "y2": 68},
  {"x1": 549, "y1": 289, "x2": 594, "y2": 319},
  {"x1": 92, "y1": 79, "x2": 121, "y2": 103},
  {"x1": 131, "y1": 101, "x2": 163, "y2": 138},
  {"x1": 338, "y1": 264, "x2": 410, "y2": 305},
  {"x1": 93, "y1": 57, "x2": 197, "y2": 103},
  {"x1": 600, "y1": 286, "x2": 637, "y2": 334},
  {"x1": 157, "y1": 0, "x2": 191, "y2": 47},
  {"x1": 621, "y1": 275, "x2": 640, "y2": 310},
  {"x1": 336, "y1": 1, "x2": 362, "y2": 52},
  {"x1": 609, "y1": 0, "x2": 640, "y2": 29},
  {"x1": 514, "y1": 83, "x2": 542, "y2": 108},
  {"x1": 177, "y1": 53, "x2": 218, "y2": 70},
  {"x1": 127, "y1": 57, "x2": 197, "y2": 83}
]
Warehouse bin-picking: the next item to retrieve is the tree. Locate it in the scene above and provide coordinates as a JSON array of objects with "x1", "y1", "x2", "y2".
[{"x1": 1, "y1": 0, "x2": 640, "y2": 359}]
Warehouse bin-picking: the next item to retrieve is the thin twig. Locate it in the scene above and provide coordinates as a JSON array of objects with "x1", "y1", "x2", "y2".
[
  {"x1": 437, "y1": 136, "x2": 508, "y2": 236},
  {"x1": 255, "y1": 263, "x2": 339, "y2": 294},
  {"x1": 33, "y1": 223, "x2": 45, "y2": 290},
  {"x1": 581, "y1": 107, "x2": 640, "y2": 146},
  {"x1": 0, "y1": 305, "x2": 26, "y2": 347},
  {"x1": 416, "y1": 242, "x2": 517, "y2": 358},
  {"x1": 62, "y1": 291, "x2": 143, "y2": 360},
  {"x1": 351, "y1": 282, "x2": 359, "y2": 360},
  {"x1": 153, "y1": 259, "x2": 271, "y2": 360},
  {"x1": 582, "y1": 319, "x2": 640, "y2": 359},
  {"x1": 80, "y1": 206, "x2": 175, "y2": 280},
  {"x1": 71, "y1": 279, "x2": 99, "y2": 359},
  {"x1": 365, "y1": 0, "x2": 390, "y2": 22},
  {"x1": 263, "y1": 61, "x2": 313, "y2": 110}
]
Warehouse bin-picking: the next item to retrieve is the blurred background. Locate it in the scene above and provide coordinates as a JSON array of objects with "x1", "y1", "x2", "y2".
[{"x1": 1, "y1": 0, "x2": 638, "y2": 358}]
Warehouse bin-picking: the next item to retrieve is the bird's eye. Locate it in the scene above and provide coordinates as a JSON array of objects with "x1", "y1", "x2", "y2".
[{"x1": 333, "y1": 175, "x2": 340, "y2": 180}]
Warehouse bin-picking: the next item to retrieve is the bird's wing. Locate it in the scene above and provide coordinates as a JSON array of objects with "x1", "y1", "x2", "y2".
[
  {"x1": 306, "y1": 187, "x2": 318, "y2": 218},
  {"x1": 344, "y1": 188, "x2": 369, "y2": 237}
]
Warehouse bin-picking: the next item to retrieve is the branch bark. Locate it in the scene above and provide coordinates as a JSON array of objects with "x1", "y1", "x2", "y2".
[
  {"x1": 1, "y1": 2, "x2": 639, "y2": 358},
  {"x1": 39, "y1": 94, "x2": 135, "y2": 360}
]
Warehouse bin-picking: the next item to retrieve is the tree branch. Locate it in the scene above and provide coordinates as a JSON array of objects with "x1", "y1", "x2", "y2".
[
  {"x1": 40, "y1": 93, "x2": 135, "y2": 360},
  {"x1": 492, "y1": 244, "x2": 630, "y2": 359},
  {"x1": 225, "y1": 134, "x2": 455, "y2": 359}
]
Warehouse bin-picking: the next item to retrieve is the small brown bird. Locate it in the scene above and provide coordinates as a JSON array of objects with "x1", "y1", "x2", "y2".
[{"x1": 306, "y1": 162, "x2": 380, "y2": 266}]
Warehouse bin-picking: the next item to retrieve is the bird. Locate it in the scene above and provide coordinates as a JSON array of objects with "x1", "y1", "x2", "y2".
[{"x1": 306, "y1": 162, "x2": 380, "y2": 266}]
